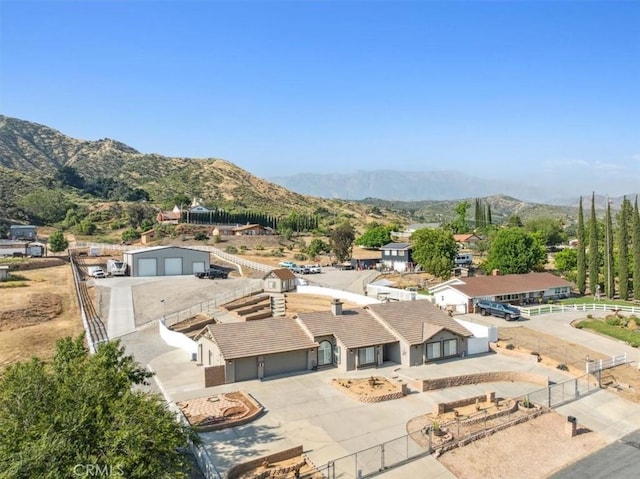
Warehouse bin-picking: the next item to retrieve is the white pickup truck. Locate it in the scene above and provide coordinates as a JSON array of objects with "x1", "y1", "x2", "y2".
[{"x1": 87, "y1": 266, "x2": 106, "y2": 279}]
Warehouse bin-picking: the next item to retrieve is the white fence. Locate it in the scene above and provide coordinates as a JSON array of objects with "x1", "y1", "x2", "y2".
[
  {"x1": 586, "y1": 353, "x2": 627, "y2": 374},
  {"x1": 520, "y1": 303, "x2": 640, "y2": 317},
  {"x1": 365, "y1": 284, "x2": 433, "y2": 303}
]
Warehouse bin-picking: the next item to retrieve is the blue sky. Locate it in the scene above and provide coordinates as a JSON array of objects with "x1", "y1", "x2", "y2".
[{"x1": 1, "y1": 1, "x2": 639, "y2": 196}]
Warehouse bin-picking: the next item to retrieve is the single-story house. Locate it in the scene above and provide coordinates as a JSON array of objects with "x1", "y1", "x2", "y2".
[
  {"x1": 233, "y1": 224, "x2": 273, "y2": 236},
  {"x1": 211, "y1": 225, "x2": 237, "y2": 237},
  {"x1": 429, "y1": 272, "x2": 575, "y2": 313},
  {"x1": 453, "y1": 233, "x2": 483, "y2": 248},
  {"x1": 195, "y1": 317, "x2": 319, "y2": 382},
  {"x1": 380, "y1": 242, "x2": 415, "y2": 272},
  {"x1": 263, "y1": 268, "x2": 297, "y2": 293},
  {"x1": 367, "y1": 301, "x2": 473, "y2": 366},
  {"x1": 296, "y1": 299, "x2": 398, "y2": 371},
  {"x1": 123, "y1": 246, "x2": 210, "y2": 277},
  {"x1": 156, "y1": 210, "x2": 181, "y2": 224},
  {"x1": 193, "y1": 298, "x2": 476, "y2": 384},
  {"x1": 9, "y1": 225, "x2": 37, "y2": 241}
]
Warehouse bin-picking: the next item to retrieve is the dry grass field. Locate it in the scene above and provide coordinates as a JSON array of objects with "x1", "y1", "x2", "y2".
[{"x1": 0, "y1": 264, "x2": 83, "y2": 368}]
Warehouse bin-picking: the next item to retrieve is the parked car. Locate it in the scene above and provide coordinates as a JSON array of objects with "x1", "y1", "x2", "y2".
[
  {"x1": 279, "y1": 261, "x2": 296, "y2": 268},
  {"x1": 475, "y1": 300, "x2": 520, "y2": 321},
  {"x1": 306, "y1": 264, "x2": 321, "y2": 274},
  {"x1": 195, "y1": 268, "x2": 228, "y2": 279}
]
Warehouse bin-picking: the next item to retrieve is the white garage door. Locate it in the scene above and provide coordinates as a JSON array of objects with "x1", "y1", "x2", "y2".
[
  {"x1": 192, "y1": 261, "x2": 205, "y2": 273},
  {"x1": 137, "y1": 258, "x2": 157, "y2": 277},
  {"x1": 164, "y1": 257, "x2": 183, "y2": 276}
]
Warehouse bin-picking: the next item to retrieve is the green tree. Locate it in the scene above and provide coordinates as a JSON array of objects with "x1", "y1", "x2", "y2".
[
  {"x1": 75, "y1": 219, "x2": 98, "y2": 235},
  {"x1": 355, "y1": 224, "x2": 394, "y2": 248},
  {"x1": 411, "y1": 228, "x2": 458, "y2": 280},
  {"x1": 633, "y1": 197, "x2": 640, "y2": 300},
  {"x1": 329, "y1": 221, "x2": 355, "y2": 263},
  {"x1": 554, "y1": 248, "x2": 577, "y2": 273},
  {"x1": 605, "y1": 201, "x2": 615, "y2": 299},
  {"x1": 484, "y1": 228, "x2": 546, "y2": 274},
  {"x1": 576, "y1": 197, "x2": 586, "y2": 294},
  {"x1": 48, "y1": 230, "x2": 69, "y2": 253},
  {"x1": 0, "y1": 336, "x2": 194, "y2": 478},
  {"x1": 588, "y1": 193, "x2": 599, "y2": 295},
  {"x1": 505, "y1": 214, "x2": 523, "y2": 228},
  {"x1": 17, "y1": 189, "x2": 72, "y2": 225},
  {"x1": 617, "y1": 197, "x2": 630, "y2": 300},
  {"x1": 524, "y1": 217, "x2": 566, "y2": 247},
  {"x1": 306, "y1": 238, "x2": 330, "y2": 259},
  {"x1": 451, "y1": 201, "x2": 471, "y2": 233},
  {"x1": 122, "y1": 228, "x2": 141, "y2": 242}
]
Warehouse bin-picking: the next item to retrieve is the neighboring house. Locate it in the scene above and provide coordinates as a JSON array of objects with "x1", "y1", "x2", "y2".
[
  {"x1": 195, "y1": 317, "x2": 319, "y2": 383},
  {"x1": 211, "y1": 225, "x2": 237, "y2": 237},
  {"x1": 453, "y1": 233, "x2": 483, "y2": 248},
  {"x1": 263, "y1": 268, "x2": 297, "y2": 293},
  {"x1": 123, "y1": 246, "x2": 210, "y2": 277},
  {"x1": 156, "y1": 210, "x2": 181, "y2": 224},
  {"x1": 233, "y1": 224, "x2": 273, "y2": 236},
  {"x1": 9, "y1": 225, "x2": 37, "y2": 241},
  {"x1": 380, "y1": 242, "x2": 414, "y2": 272},
  {"x1": 430, "y1": 272, "x2": 575, "y2": 313},
  {"x1": 194, "y1": 297, "x2": 475, "y2": 383},
  {"x1": 392, "y1": 223, "x2": 440, "y2": 240},
  {"x1": 188, "y1": 198, "x2": 210, "y2": 213}
]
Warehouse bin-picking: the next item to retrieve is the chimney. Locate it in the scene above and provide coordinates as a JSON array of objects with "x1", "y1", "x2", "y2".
[
  {"x1": 492, "y1": 269, "x2": 500, "y2": 276},
  {"x1": 331, "y1": 298, "x2": 343, "y2": 316}
]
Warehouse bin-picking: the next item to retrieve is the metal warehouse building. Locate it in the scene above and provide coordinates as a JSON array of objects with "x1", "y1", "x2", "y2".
[{"x1": 123, "y1": 246, "x2": 210, "y2": 277}]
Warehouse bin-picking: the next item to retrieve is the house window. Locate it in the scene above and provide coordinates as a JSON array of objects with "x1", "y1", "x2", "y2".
[
  {"x1": 208, "y1": 350, "x2": 212, "y2": 366},
  {"x1": 426, "y1": 341, "x2": 441, "y2": 360},
  {"x1": 391, "y1": 250, "x2": 397, "y2": 256},
  {"x1": 334, "y1": 345, "x2": 341, "y2": 365},
  {"x1": 443, "y1": 339, "x2": 457, "y2": 356},
  {"x1": 318, "y1": 340, "x2": 333, "y2": 366},
  {"x1": 358, "y1": 346, "x2": 376, "y2": 366},
  {"x1": 267, "y1": 281, "x2": 276, "y2": 289}
]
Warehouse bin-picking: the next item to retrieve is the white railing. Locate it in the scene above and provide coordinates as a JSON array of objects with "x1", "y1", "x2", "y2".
[
  {"x1": 520, "y1": 303, "x2": 640, "y2": 317},
  {"x1": 586, "y1": 353, "x2": 627, "y2": 374}
]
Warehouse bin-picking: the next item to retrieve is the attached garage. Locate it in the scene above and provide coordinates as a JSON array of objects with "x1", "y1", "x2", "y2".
[
  {"x1": 234, "y1": 357, "x2": 258, "y2": 382},
  {"x1": 123, "y1": 246, "x2": 210, "y2": 277},
  {"x1": 264, "y1": 350, "x2": 308, "y2": 377}
]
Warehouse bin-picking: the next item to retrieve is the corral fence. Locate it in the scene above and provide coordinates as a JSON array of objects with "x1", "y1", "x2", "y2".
[
  {"x1": 520, "y1": 303, "x2": 640, "y2": 317},
  {"x1": 586, "y1": 353, "x2": 627, "y2": 374},
  {"x1": 314, "y1": 374, "x2": 595, "y2": 479}
]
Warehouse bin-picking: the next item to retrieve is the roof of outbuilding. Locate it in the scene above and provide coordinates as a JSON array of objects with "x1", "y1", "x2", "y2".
[
  {"x1": 266, "y1": 268, "x2": 296, "y2": 280},
  {"x1": 367, "y1": 300, "x2": 472, "y2": 344},
  {"x1": 124, "y1": 246, "x2": 208, "y2": 255},
  {"x1": 297, "y1": 309, "x2": 397, "y2": 349},
  {"x1": 197, "y1": 317, "x2": 318, "y2": 360},
  {"x1": 450, "y1": 272, "x2": 574, "y2": 298},
  {"x1": 380, "y1": 242, "x2": 413, "y2": 251}
]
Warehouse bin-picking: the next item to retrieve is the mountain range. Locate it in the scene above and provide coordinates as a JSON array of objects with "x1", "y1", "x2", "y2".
[{"x1": 1, "y1": 114, "x2": 626, "y2": 229}]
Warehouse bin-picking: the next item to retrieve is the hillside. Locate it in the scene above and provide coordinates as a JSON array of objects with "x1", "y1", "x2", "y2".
[{"x1": 0, "y1": 115, "x2": 402, "y2": 229}]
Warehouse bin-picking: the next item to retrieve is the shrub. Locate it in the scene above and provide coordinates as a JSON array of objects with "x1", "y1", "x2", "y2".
[
  {"x1": 255, "y1": 243, "x2": 264, "y2": 251},
  {"x1": 505, "y1": 343, "x2": 515, "y2": 350},
  {"x1": 586, "y1": 314, "x2": 593, "y2": 319},
  {"x1": 239, "y1": 245, "x2": 247, "y2": 251},
  {"x1": 194, "y1": 232, "x2": 209, "y2": 241},
  {"x1": 557, "y1": 364, "x2": 569, "y2": 371},
  {"x1": 225, "y1": 246, "x2": 238, "y2": 254},
  {"x1": 122, "y1": 229, "x2": 141, "y2": 242},
  {"x1": 294, "y1": 253, "x2": 307, "y2": 261}
]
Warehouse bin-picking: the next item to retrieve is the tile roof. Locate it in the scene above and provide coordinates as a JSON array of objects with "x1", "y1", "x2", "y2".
[
  {"x1": 450, "y1": 272, "x2": 574, "y2": 298},
  {"x1": 367, "y1": 301, "x2": 472, "y2": 345},
  {"x1": 297, "y1": 309, "x2": 397, "y2": 349},
  {"x1": 453, "y1": 233, "x2": 482, "y2": 242},
  {"x1": 381, "y1": 242, "x2": 412, "y2": 251},
  {"x1": 200, "y1": 317, "x2": 318, "y2": 359},
  {"x1": 266, "y1": 268, "x2": 296, "y2": 280}
]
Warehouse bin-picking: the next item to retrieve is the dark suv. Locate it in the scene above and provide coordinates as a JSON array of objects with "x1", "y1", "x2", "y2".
[{"x1": 195, "y1": 268, "x2": 228, "y2": 279}]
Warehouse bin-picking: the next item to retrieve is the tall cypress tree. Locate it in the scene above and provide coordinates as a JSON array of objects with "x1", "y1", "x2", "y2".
[
  {"x1": 576, "y1": 196, "x2": 586, "y2": 294},
  {"x1": 605, "y1": 201, "x2": 615, "y2": 299},
  {"x1": 617, "y1": 197, "x2": 630, "y2": 300},
  {"x1": 588, "y1": 192, "x2": 599, "y2": 296},
  {"x1": 487, "y1": 204, "x2": 492, "y2": 226},
  {"x1": 633, "y1": 196, "x2": 640, "y2": 300}
]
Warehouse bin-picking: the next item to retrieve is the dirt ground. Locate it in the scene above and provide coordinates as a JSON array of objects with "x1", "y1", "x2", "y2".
[
  {"x1": 437, "y1": 411, "x2": 606, "y2": 479},
  {"x1": 0, "y1": 264, "x2": 83, "y2": 368},
  {"x1": 497, "y1": 326, "x2": 640, "y2": 402}
]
